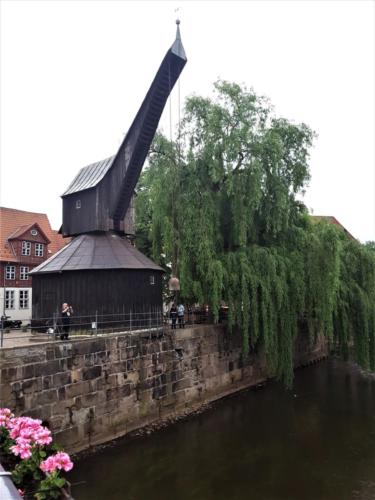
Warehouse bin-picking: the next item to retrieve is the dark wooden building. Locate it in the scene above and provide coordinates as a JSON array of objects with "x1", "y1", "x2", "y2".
[
  {"x1": 31, "y1": 233, "x2": 163, "y2": 324},
  {"x1": 30, "y1": 23, "x2": 187, "y2": 326},
  {"x1": 61, "y1": 23, "x2": 186, "y2": 237}
]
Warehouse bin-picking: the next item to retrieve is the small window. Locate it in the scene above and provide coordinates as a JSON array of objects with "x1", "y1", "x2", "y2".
[
  {"x1": 22, "y1": 241, "x2": 31, "y2": 256},
  {"x1": 20, "y1": 266, "x2": 29, "y2": 280},
  {"x1": 76, "y1": 200, "x2": 81, "y2": 209},
  {"x1": 5, "y1": 265, "x2": 15, "y2": 280},
  {"x1": 150, "y1": 275, "x2": 155, "y2": 285},
  {"x1": 5, "y1": 290, "x2": 15, "y2": 309},
  {"x1": 19, "y1": 290, "x2": 29, "y2": 309},
  {"x1": 35, "y1": 243, "x2": 44, "y2": 257},
  {"x1": 31, "y1": 229, "x2": 38, "y2": 236}
]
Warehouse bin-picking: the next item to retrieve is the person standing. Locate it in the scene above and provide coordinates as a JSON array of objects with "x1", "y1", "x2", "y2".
[
  {"x1": 170, "y1": 303, "x2": 177, "y2": 330},
  {"x1": 177, "y1": 303, "x2": 185, "y2": 329},
  {"x1": 61, "y1": 302, "x2": 73, "y2": 340}
]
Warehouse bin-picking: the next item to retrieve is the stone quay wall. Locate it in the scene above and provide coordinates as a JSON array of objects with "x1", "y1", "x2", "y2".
[{"x1": 0, "y1": 325, "x2": 327, "y2": 454}]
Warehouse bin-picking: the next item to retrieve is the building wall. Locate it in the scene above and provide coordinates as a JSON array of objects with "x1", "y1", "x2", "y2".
[
  {"x1": 32, "y1": 269, "x2": 163, "y2": 321},
  {"x1": 0, "y1": 325, "x2": 328, "y2": 454},
  {"x1": 1, "y1": 226, "x2": 52, "y2": 322},
  {"x1": 0, "y1": 287, "x2": 32, "y2": 322}
]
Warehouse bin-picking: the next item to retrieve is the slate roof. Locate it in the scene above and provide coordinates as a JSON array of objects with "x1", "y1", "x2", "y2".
[
  {"x1": 0, "y1": 207, "x2": 68, "y2": 262},
  {"x1": 30, "y1": 232, "x2": 164, "y2": 274},
  {"x1": 62, "y1": 156, "x2": 115, "y2": 196}
]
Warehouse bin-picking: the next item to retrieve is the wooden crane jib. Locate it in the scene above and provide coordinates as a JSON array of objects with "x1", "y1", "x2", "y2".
[{"x1": 61, "y1": 24, "x2": 187, "y2": 238}]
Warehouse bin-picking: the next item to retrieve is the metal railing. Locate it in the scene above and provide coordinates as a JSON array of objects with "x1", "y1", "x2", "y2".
[
  {"x1": 0, "y1": 463, "x2": 23, "y2": 500},
  {"x1": 0, "y1": 308, "x2": 222, "y2": 347}
]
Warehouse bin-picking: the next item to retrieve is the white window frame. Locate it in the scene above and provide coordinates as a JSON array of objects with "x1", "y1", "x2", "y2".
[
  {"x1": 76, "y1": 200, "x2": 81, "y2": 209},
  {"x1": 35, "y1": 243, "x2": 44, "y2": 257},
  {"x1": 19, "y1": 290, "x2": 29, "y2": 309},
  {"x1": 20, "y1": 266, "x2": 29, "y2": 280},
  {"x1": 5, "y1": 290, "x2": 15, "y2": 309},
  {"x1": 5, "y1": 265, "x2": 15, "y2": 280},
  {"x1": 150, "y1": 275, "x2": 155, "y2": 285},
  {"x1": 22, "y1": 241, "x2": 31, "y2": 256}
]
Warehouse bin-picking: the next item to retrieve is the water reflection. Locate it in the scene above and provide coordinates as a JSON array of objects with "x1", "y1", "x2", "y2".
[{"x1": 70, "y1": 359, "x2": 375, "y2": 500}]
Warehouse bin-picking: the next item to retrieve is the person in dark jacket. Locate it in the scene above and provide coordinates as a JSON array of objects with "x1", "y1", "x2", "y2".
[
  {"x1": 61, "y1": 302, "x2": 73, "y2": 340},
  {"x1": 170, "y1": 303, "x2": 177, "y2": 330}
]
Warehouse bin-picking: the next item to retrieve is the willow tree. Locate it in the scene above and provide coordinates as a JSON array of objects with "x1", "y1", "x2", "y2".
[{"x1": 135, "y1": 80, "x2": 375, "y2": 386}]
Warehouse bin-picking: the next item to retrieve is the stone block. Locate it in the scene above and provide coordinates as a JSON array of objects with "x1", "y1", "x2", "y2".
[
  {"x1": 71, "y1": 369, "x2": 82, "y2": 383},
  {"x1": 22, "y1": 378, "x2": 39, "y2": 394},
  {"x1": 83, "y1": 354, "x2": 96, "y2": 367},
  {"x1": 1, "y1": 367, "x2": 17, "y2": 383},
  {"x1": 55, "y1": 425, "x2": 80, "y2": 449},
  {"x1": 22, "y1": 365, "x2": 35, "y2": 380},
  {"x1": 152, "y1": 385, "x2": 167, "y2": 400},
  {"x1": 109, "y1": 360, "x2": 128, "y2": 374},
  {"x1": 58, "y1": 386, "x2": 66, "y2": 400},
  {"x1": 34, "y1": 359, "x2": 61, "y2": 377},
  {"x1": 94, "y1": 351, "x2": 110, "y2": 364},
  {"x1": 37, "y1": 389, "x2": 58, "y2": 405},
  {"x1": 172, "y1": 378, "x2": 192, "y2": 393},
  {"x1": 82, "y1": 365, "x2": 102, "y2": 381},
  {"x1": 43, "y1": 376, "x2": 52, "y2": 390},
  {"x1": 54, "y1": 344, "x2": 72, "y2": 359},
  {"x1": 0, "y1": 383, "x2": 13, "y2": 404},
  {"x1": 72, "y1": 339, "x2": 106, "y2": 356},
  {"x1": 65, "y1": 381, "x2": 91, "y2": 399},
  {"x1": 53, "y1": 372, "x2": 72, "y2": 387}
]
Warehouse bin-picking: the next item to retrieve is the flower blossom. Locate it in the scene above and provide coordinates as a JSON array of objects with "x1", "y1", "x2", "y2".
[
  {"x1": 0, "y1": 408, "x2": 14, "y2": 428},
  {"x1": 9, "y1": 417, "x2": 42, "y2": 440},
  {"x1": 40, "y1": 452, "x2": 73, "y2": 473},
  {"x1": 10, "y1": 437, "x2": 32, "y2": 459},
  {"x1": 34, "y1": 428, "x2": 52, "y2": 445}
]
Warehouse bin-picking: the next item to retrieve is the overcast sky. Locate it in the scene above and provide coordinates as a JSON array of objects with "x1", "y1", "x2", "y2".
[{"x1": 1, "y1": 0, "x2": 374, "y2": 242}]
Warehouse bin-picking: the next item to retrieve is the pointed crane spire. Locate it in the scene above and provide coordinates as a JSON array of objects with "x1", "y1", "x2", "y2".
[{"x1": 171, "y1": 18, "x2": 186, "y2": 60}]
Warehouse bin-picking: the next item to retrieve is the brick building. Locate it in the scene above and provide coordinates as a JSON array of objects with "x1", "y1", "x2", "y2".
[{"x1": 0, "y1": 207, "x2": 67, "y2": 323}]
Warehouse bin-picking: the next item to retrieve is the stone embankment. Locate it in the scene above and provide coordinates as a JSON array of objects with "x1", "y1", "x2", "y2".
[{"x1": 0, "y1": 325, "x2": 327, "y2": 454}]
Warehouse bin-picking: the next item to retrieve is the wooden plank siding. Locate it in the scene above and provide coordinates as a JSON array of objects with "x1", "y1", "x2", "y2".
[{"x1": 32, "y1": 269, "x2": 163, "y2": 325}]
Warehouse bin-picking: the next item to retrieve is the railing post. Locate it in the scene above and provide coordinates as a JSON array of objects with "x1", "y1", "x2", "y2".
[{"x1": 0, "y1": 315, "x2": 4, "y2": 348}]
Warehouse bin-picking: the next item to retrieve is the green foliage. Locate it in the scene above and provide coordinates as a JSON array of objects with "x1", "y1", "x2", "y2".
[{"x1": 135, "y1": 80, "x2": 375, "y2": 386}]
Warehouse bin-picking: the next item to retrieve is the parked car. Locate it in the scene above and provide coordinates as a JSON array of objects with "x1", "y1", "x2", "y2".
[{"x1": 1, "y1": 315, "x2": 22, "y2": 329}]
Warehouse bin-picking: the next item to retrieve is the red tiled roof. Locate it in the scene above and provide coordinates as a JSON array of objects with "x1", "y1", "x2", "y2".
[
  {"x1": 0, "y1": 207, "x2": 69, "y2": 262},
  {"x1": 311, "y1": 215, "x2": 356, "y2": 240},
  {"x1": 7, "y1": 222, "x2": 51, "y2": 244}
]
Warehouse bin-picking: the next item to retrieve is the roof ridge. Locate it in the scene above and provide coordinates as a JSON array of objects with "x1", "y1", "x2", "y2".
[{"x1": 0, "y1": 206, "x2": 47, "y2": 216}]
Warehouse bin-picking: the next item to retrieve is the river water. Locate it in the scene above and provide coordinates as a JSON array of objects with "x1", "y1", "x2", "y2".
[{"x1": 70, "y1": 359, "x2": 375, "y2": 500}]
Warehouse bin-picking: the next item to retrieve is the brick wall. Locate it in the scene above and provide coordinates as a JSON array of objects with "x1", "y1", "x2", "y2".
[{"x1": 0, "y1": 325, "x2": 327, "y2": 454}]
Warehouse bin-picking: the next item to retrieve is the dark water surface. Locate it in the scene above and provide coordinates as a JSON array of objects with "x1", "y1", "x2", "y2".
[{"x1": 70, "y1": 359, "x2": 375, "y2": 500}]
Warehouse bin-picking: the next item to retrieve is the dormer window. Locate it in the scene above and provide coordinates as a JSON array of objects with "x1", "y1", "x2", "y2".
[
  {"x1": 35, "y1": 243, "x2": 44, "y2": 257},
  {"x1": 22, "y1": 241, "x2": 31, "y2": 256},
  {"x1": 76, "y1": 200, "x2": 81, "y2": 209}
]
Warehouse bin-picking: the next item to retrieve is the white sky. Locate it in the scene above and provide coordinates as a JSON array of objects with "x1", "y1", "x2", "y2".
[{"x1": 1, "y1": 0, "x2": 374, "y2": 242}]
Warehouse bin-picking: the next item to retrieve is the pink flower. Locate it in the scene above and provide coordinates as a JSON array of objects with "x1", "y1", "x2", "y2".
[
  {"x1": 9, "y1": 416, "x2": 42, "y2": 440},
  {"x1": 34, "y1": 428, "x2": 52, "y2": 445},
  {"x1": 17, "y1": 489, "x2": 25, "y2": 497},
  {"x1": 0, "y1": 408, "x2": 14, "y2": 428},
  {"x1": 10, "y1": 438, "x2": 32, "y2": 459},
  {"x1": 40, "y1": 452, "x2": 73, "y2": 474}
]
